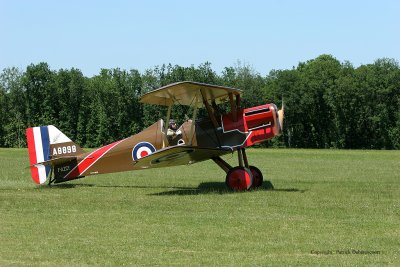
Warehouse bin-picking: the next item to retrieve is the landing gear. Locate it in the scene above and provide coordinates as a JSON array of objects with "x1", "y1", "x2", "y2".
[
  {"x1": 225, "y1": 167, "x2": 253, "y2": 190},
  {"x1": 213, "y1": 148, "x2": 264, "y2": 191},
  {"x1": 249, "y1": 166, "x2": 263, "y2": 188}
]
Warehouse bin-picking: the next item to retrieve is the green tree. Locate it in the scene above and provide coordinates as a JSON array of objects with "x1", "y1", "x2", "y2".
[
  {"x1": 1, "y1": 56, "x2": 399, "y2": 150},
  {"x1": 264, "y1": 68, "x2": 300, "y2": 147},
  {"x1": 351, "y1": 59, "x2": 400, "y2": 149},
  {"x1": 23, "y1": 63, "x2": 57, "y2": 126},
  {"x1": 0, "y1": 81, "x2": 6, "y2": 146},
  {"x1": 141, "y1": 68, "x2": 167, "y2": 128},
  {"x1": 55, "y1": 68, "x2": 86, "y2": 141},
  {"x1": 0, "y1": 67, "x2": 26, "y2": 147},
  {"x1": 297, "y1": 55, "x2": 342, "y2": 148},
  {"x1": 325, "y1": 61, "x2": 358, "y2": 148},
  {"x1": 221, "y1": 61, "x2": 266, "y2": 108}
]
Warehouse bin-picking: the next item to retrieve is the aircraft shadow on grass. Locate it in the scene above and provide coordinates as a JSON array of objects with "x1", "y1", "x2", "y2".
[
  {"x1": 46, "y1": 181, "x2": 306, "y2": 196},
  {"x1": 151, "y1": 181, "x2": 307, "y2": 196}
]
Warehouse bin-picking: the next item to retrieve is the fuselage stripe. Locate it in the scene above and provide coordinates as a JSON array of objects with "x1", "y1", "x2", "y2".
[
  {"x1": 79, "y1": 140, "x2": 124, "y2": 176},
  {"x1": 64, "y1": 140, "x2": 123, "y2": 179}
]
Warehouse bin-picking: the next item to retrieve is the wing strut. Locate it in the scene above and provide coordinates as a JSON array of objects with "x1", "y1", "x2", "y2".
[
  {"x1": 229, "y1": 93, "x2": 237, "y2": 122},
  {"x1": 163, "y1": 103, "x2": 173, "y2": 148},
  {"x1": 200, "y1": 88, "x2": 219, "y2": 128},
  {"x1": 236, "y1": 94, "x2": 241, "y2": 110},
  {"x1": 188, "y1": 106, "x2": 197, "y2": 145},
  {"x1": 211, "y1": 156, "x2": 232, "y2": 173}
]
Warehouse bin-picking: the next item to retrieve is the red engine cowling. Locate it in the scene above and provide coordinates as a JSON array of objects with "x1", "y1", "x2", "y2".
[{"x1": 221, "y1": 104, "x2": 281, "y2": 147}]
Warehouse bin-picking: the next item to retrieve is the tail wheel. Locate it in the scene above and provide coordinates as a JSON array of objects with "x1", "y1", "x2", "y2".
[
  {"x1": 249, "y1": 166, "x2": 263, "y2": 188},
  {"x1": 226, "y1": 167, "x2": 253, "y2": 191}
]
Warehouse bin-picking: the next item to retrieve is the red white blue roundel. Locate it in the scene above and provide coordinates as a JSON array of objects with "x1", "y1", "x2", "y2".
[{"x1": 132, "y1": 142, "x2": 156, "y2": 161}]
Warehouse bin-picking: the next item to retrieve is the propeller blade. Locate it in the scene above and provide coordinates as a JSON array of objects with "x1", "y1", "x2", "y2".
[{"x1": 278, "y1": 100, "x2": 284, "y2": 131}]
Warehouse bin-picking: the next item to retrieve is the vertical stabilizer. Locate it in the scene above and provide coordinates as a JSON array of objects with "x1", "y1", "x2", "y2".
[{"x1": 26, "y1": 125, "x2": 84, "y2": 184}]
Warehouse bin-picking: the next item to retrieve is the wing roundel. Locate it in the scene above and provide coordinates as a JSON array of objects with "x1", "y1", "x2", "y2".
[{"x1": 132, "y1": 142, "x2": 156, "y2": 161}]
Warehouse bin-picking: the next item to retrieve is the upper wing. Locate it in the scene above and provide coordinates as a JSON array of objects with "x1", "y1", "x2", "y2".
[
  {"x1": 140, "y1": 81, "x2": 241, "y2": 107},
  {"x1": 133, "y1": 145, "x2": 232, "y2": 169}
]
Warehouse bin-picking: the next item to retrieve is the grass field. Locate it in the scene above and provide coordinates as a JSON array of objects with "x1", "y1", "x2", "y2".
[{"x1": 0, "y1": 148, "x2": 399, "y2": 266}]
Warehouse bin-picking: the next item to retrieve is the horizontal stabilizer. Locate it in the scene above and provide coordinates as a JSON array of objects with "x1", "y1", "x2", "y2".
[{"x1": 32, "y1": 156, "x2": 77, "y2": 167}]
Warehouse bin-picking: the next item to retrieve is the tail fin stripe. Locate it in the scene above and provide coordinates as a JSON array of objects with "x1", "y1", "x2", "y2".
[
  {"x1": 32, "y1": 127, "x2": 49, "y2": 183},
  {"x1": 26, "y1": 128, "x2": 40, "y2": 184},
  {"x1": 36, "y1": 165, "x2": 47, "y2": 184},
  {"x1": 33, "y1": 127, "x2": 45, "y2": 163},
  {"x1": 39, "y1": 126, "x2": 51, "y2": 177},
  {"x1": 26, "y1": 128, "x2": 37, "y2": 165}
]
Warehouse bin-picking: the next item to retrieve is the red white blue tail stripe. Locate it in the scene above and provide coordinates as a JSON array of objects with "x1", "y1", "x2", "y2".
[{"x1": 26, "y1": 126, "x2": 51, "y2": 184}]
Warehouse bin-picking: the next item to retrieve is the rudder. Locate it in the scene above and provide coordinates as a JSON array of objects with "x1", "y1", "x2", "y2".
[{"x1": 26, "y1": 125, "x2": 84, "y2": 184}]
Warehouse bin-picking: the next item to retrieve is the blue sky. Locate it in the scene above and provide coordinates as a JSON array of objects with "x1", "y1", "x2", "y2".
[{"x1": 1, "y1": 0, "x2": 399, "y2": 77}]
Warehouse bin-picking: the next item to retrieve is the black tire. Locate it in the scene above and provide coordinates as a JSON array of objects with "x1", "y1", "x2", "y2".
[{"x1": 249, "y1": 166, "x2": 263, "y2": 188}]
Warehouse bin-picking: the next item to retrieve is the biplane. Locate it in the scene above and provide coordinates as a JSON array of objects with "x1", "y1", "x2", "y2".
[{"x1": 26, "y1": 81, "x2": 284, "y2": 191}]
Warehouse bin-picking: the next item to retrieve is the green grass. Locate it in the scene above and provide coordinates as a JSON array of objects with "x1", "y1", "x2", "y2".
[{"x1": 0, "y1": 148, "x2": 399, "y2": 266}]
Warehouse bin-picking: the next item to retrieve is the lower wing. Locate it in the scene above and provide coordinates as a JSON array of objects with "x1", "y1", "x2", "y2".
[{"x1": 133, "y1": 146, "x2": 232, "y2": 169}]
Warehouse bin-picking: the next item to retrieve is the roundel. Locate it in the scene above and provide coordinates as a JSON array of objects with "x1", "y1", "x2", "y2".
[{"x1": 132, "y1": 142, "x2": 156, "y2": 161}]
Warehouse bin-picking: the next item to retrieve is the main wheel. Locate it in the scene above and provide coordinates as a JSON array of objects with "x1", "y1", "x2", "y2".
[
  {"x1": 249, "y1": 166, "x2": 263, "y2": 188},
  {"x1": 225, "y1": 167, "x2": 253, "y2": 191}
]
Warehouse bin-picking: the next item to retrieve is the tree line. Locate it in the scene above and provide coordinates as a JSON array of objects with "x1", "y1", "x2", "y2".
[{"x1": 0, "y1": 55, "x2": 399, "y2": 149}]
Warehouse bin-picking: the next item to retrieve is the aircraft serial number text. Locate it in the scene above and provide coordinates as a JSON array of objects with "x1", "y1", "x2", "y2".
[
  {"x1": 57, "y1": 166, "x2": 70, "y2": 172},
  {"x1": 53, "y1": 145, "x2": 77, "y2": 155}
]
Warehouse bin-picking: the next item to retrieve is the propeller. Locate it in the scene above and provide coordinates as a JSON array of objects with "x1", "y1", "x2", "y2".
[{"x1": 277, "y1": 99, "x2": 284, "y2": 132}]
